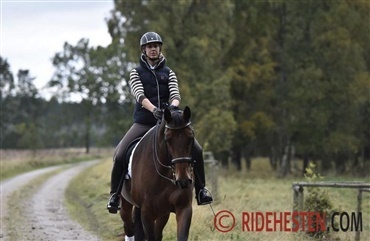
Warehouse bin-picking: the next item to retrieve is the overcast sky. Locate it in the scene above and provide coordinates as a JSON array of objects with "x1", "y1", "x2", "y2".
[{"x1": 1, "y1": 0, "x2": 114, "y2": 96}]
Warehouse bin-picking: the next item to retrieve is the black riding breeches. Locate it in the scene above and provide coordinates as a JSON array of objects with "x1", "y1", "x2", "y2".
[{"x1": 110, "y1": 123, "x2": 153, "y2": 193}]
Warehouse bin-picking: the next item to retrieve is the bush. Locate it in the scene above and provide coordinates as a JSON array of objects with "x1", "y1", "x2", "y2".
[{"x1": 304, "y1": 162, "x2": 338, "y2": 240}]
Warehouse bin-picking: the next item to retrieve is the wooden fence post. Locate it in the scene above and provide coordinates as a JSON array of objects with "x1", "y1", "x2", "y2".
[
  {"x1": 355, "y1": 188, "x2": 362, "y2": 241},
  {"x1": 291, "y1": 181, "x2": 370, "y2": 241},
  {"x1": 356, "y1": 188, "x2": 370, "y2": 241},
  {"x1": 292, "y1": 184, "x2": 304, "y2": 229},
  {"x1": 204, "y1": 152, "x2": 218, "y2": 201}
]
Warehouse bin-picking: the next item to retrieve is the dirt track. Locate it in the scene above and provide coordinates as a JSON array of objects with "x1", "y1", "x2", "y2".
[{"x1": 0, "y1": 161, "x2": 102, "y2": 241}]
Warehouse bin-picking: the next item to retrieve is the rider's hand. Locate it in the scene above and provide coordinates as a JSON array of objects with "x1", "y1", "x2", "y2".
[
  {"x1": 152, "y1": 107, "x2": 163, "y2": 120},
  {"x1": 168, "y1": 105, "x2": 178, "y2": 111}
]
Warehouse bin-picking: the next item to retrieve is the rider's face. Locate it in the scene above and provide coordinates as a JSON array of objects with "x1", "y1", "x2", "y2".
[{"x1": 145, "y1": 43, "x2": 161, "y2": 59}]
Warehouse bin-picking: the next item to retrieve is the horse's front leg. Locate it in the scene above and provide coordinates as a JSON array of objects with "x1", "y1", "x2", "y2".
[
  {"x1": 141, "y1": 207, "x2": 156, "y2": 241},
  {"x1": 176, "y1": 206, "x2": 192, "y2": 241},
  {"x1": 155, "y1": 213, "x2": 170, "y2": 240},
  {"x1": 119, "y1": 197, "x2": 134, "y2": 239}
]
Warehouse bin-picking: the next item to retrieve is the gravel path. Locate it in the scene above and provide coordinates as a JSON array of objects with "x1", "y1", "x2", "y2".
[{"x1": 0, "y1": 161, "x2": 102, "y2": 241}]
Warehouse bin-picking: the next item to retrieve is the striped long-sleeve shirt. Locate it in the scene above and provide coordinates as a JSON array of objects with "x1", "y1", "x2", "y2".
[
  {"x1": 129, "y1": 54, "x2": 181, "y2": 125},
  {"x1": 129, "y1": 68, "x2": 181, "y2": 105}
]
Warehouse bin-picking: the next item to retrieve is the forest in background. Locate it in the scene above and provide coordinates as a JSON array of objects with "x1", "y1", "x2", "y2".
[{"x1": 1, "y1": 0, "x2": 369, "y2": 177}]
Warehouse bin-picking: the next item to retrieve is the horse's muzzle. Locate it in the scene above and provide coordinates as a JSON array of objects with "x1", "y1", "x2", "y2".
[
  {"x1": 175, "y1": 178, "x2": 193, "y2": 189},
  {"x1": 172, "y1": 156, "x2": 193, "y2": 188}
]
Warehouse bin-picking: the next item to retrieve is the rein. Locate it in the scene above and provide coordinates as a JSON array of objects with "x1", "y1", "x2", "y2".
[{"x1": 153, "y1": 120, "x2": 174, "y2": 184}]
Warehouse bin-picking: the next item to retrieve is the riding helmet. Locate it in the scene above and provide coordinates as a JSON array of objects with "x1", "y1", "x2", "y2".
[{"x1": 140, "y1": 32, "x2": 163, "y2": 48}]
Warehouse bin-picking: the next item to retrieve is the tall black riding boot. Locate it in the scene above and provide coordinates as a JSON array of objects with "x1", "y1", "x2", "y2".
[
  {"x1": 107, "y1": 156, "x2": 123, "y2": 214},
  {"x1": 193, "y1": 141, "x2": 213, "y2": 205}
]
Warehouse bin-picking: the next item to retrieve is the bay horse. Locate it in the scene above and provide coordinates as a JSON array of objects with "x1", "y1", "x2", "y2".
[{"x1": 119, "y1": 106, "x2": 194, "y2": 241}]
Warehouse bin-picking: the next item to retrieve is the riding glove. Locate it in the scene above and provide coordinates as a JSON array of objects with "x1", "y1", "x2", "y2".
[{"x1": 153, "y1": 107, "x2": 163, "y2": 120}]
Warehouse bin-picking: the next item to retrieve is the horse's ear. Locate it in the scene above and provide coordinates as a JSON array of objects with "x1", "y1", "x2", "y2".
[
  {"x1": 183, "y1": 106, "x2": 191, "y2": 121},
  {"x1": 164, "y1": 108, "x2": 172, "y2": 123}
]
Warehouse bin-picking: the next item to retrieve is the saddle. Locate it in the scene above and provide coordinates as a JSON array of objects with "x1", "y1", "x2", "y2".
[{"x1": 123, "y1": 137, "x2": 142, "y2": 179}]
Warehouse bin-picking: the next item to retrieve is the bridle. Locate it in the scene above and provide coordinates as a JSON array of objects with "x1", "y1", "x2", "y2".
[
  {"x1": 165, "y1": 121, "x2": 194, "y2": 164},
  {"x1": 152, "y1": 117, "x2": 194, "y2": 185}
]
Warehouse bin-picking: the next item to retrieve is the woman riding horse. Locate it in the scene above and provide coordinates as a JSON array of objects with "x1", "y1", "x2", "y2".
[
  {"x1": 107, "y1": 31, "x2": 213, "y2": 213},
  {"x1": 120, "y1": 106, "x2": 196, "y2": 241}
]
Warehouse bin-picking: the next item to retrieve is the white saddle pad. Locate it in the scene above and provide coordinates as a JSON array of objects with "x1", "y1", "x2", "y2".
[
  {"x1": 126, "y1": 126, "x2": 155, "y2": 179},
  {"x1": 126, "y1": 142, "x2": 139, "y2": 179}
]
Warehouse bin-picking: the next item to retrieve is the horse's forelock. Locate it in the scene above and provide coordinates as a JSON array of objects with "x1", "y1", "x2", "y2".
[{"x1": 167, "y1": 110, "x2": 187, "y2": 129}]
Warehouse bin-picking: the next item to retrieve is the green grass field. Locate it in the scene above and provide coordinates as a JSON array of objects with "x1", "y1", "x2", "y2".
[
  {"x1": 66, "y1": 157, "x2": 370, "y2": 241},
  {"x1": 0, "y1": 148, "x2": 112, "y2": 181}
]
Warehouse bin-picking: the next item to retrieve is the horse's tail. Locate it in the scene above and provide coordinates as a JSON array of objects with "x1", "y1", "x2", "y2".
[{"x1": 134, "y1": 206, "x2": 145, "y2": 240}]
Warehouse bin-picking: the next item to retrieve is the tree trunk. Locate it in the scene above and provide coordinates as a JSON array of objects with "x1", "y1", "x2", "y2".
[
  {"x1": 85, "y1": 126, "x2": 90, "y2": 154},
  {"x1": 214, "y1": 150, "x2": 229, "y2": 169},
  {"x1": 302, "y1": 154, "x2": 309, "y2": 176},
  {"x1": 85, "y1": 115, "x2": 91, "y2": 154},
  {"x1": 320, "y1": 157, "x2": 332, "y2": 174},
  {"x1": 269, "y1": 146, "x2": 278, "y2": 170},
  {"x1": 335, "y1": 153, "x2": 346, "y2": 175},
  {"x1": 278, "y1": 142, "x2": 293, "y2": 177},
  {"x1": 231, "y1": 146, "x2": 242, "y2": 171},
  {"x1": 245, "y1": 157, "x2": 251, "y2": 171}
]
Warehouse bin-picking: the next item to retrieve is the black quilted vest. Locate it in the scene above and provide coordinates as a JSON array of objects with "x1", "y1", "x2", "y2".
[{"x1": 133, "y1": 55, "x2": 170, "y2": 125}]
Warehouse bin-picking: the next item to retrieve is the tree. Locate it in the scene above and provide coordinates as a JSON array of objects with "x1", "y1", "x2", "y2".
[
  {"x1": 1, "y1": 57, "x2": 15, "y2": 147},
  {"x1": 308, "y1": 0, "x2": 368, "y2": 174},
  {"x1": 0, "y1": 56, "x2": 15, "y2": 99},
  {"x1": 1, "y1": 66, "x2": 43, "y2": 149},
  {"x1": 50, "y1": 38, "x2": 125, "y2": 153},
  {"x1": 225, "y1": 0, "x2": 277, "y2": 170},
  {"x1": 267, "y1": 0, "x2": 370, "y2": 175}
]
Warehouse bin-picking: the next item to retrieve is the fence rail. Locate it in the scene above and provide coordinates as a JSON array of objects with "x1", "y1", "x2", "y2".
[{"x1": 292, "y1": 181, "x2": 370, "y2": 241}]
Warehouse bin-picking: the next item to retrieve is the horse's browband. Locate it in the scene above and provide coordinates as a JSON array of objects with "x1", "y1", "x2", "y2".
[{"x1": 165, "y1": 122, "x2": 191, "y2": 130}]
